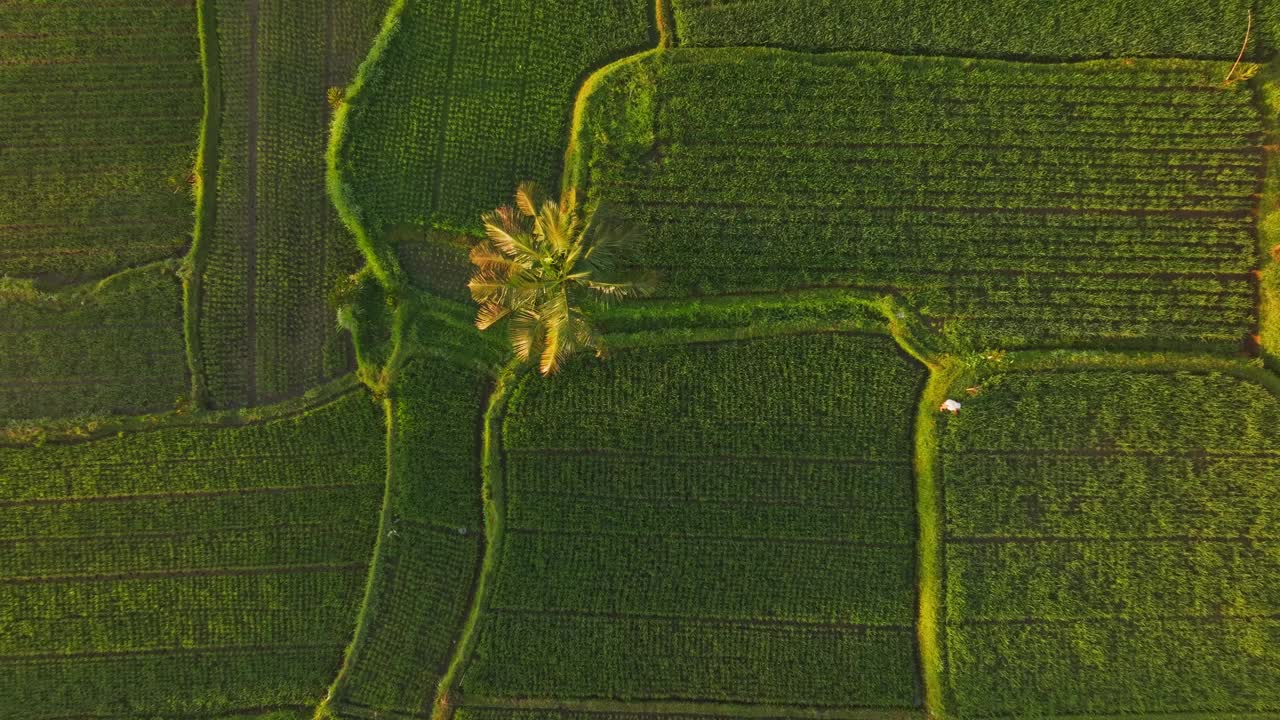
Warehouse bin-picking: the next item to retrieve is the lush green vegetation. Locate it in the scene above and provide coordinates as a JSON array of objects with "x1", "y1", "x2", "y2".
[
  {"x1": 0, "y1": 264, "x2": 187, "y2": 421},
  {"x1": 0, "y1": 391, "x2": 386, "y2": 718},
  {"x1": 463, "y1": 335, "x2": 924, "y2": 707},
  {"x1": 326, "y1": 357, "x2": 486, "y2": 717},
  {"x1": 940, "y1": 368, "x2": 1280, "y2": 717},
  {"x1": 195, "y1": 0, "x2": 390, "y2": 409},
  {"x1": 0, "y1": 0, "x2": 201, "y2": 282},
  {"x1": 580, "y1": 49, "x2": 1261, "y2": 351},
  {"x1": 336, "y1": 0, "x2": 655, "y2": 239},
  {"x1": 672, "y1": 0, "x2": 1267, "y2": 59},
  {"x1": 7, "y1": 0, "x2": 1280, "y2": 717}
]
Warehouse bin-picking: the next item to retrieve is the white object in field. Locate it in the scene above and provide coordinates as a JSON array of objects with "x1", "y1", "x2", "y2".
[{"x1": 940, "y1": 399, "x2": 962, "y2": 414}]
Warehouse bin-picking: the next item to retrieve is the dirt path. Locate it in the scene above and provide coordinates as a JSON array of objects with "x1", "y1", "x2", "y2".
[{"x1": 244, "y1": 0, "x2": 261, "y2": 406}]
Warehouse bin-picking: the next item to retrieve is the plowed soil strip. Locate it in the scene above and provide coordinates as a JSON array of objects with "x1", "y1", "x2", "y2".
[
  {"x1": 952, "y1": 447, "x2": 1280, "y2": 460},
  {"x1": 506, "y1": 446, "x2": 911, "y2": 466},
  {"x1": 957, "y1": 613, "x2": 1280, "y2": 627},
  {"x1": 0, "y1": 643, "x2": 338, "y2": 664},
  {"x1": 0, "y1": 561, "x2": 367, "y2": 585},
  {"x1": 508, "y1": 526, "x2": 914, "y2": 549},
  {"x1": 0, "y1": 481, "x2": 365, "y2": 508},
  {"x1": 947, "y1": 535, "x2": 1268, "y2": 545},
  {"x1": 489, "y1": 605, "x2": 914, "y2": 633}
]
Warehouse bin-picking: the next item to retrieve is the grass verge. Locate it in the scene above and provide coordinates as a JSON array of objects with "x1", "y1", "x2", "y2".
[
  {"x1": 326, "y1": 0, "x2": 411, "y2": 290},
  {"x1": 183, "y1": 0, "x2": 223, "y2": 408},
  {"x1": 315, "y1": 395, "x2": 398, "y2": 720},
  {"x1": 0, "y1": 374, "x2": 362, "y2": 448},
  {"x1": 913, "y1": 361, "x2": 965, "y2": 719},
  {"x1": 1255, "y1": 57, "x2": 1280, "y2": 370},
  {"x1": 432, "y1": 358, "x2": 524, "y2": 720}
]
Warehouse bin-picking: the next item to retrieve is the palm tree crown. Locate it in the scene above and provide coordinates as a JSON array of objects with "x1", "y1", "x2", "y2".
[{"x1": 468, "y1": 182, "x2": 655, "y2": 375}]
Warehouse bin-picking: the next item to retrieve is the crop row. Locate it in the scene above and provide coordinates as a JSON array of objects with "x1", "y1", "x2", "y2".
[
  {"x1": 670, "y1": 0, "x2": 1264, "y2": 59},
  {"x1": 1, "y1": 391, "x2": 385, "y2": 502},
  {"x1": 340, "y1": 0, "x2": 653, "y2": 235},
  {"x1": 3, "y1": 645, "x2": 349, "y2": 719},
  {"x1": 339, "y1": 523, "x2": 481, "y2": 714},
  {"x1": 1, "y1": 484, "x2": 371, "y2": 540},
  {"x1": 3, "y1": 570, "x2": 368, "y2": 655},
  {"x1": 471, "y1": 335, "x2": 924, "y2": 707},
  {"x1": 940, "y1": 368, "x2": 1280, "y2": 717},
  {"x1": 504, "y1": 335, "x2": 922, "y2": 459},
  {"x1": 506, "y1": 455, "x2": 915, "y2": 543},
  {"x1": 494, "y1": 529, "x2": 915, "y2": 625},
  {"x1": 947, "y1": 618, "x2": 1280, "y2": 717},
  {"x1": 947, "y1": 539, "x2": 1280, "y2": 622},
  {"x1": 585, "y1": 49, "x2": 1261, "y2": 349},
  {"x1": 466, "y1": 611, "x2": 918, "y2": 706},
  {"x1": 943, "y1": 453, "x2": 1280, "y2": 539},
  {"x1": 457, "y1": 712, "x2": 734, "y2": 720}
]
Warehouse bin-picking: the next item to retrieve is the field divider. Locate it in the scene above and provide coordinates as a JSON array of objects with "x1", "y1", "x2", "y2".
[
  {"x1": 912, "y1": 357, "x2": 963, "y2": 720},
  {"x1": 1254, "y1": 58, "x2": 1280, "y2": 369},
  {"x1": 182, "y1": 0, "x2": 223, "y2": 408},
  {"x1": 1, "y1": 373, "x2": 363, "y2": 448},
  {"x1": 325, "y1": 0, "x2": 410, "y2": 290},
  {"x1": 431, "y1": 358, "x2": 523, "y2": 720},
  {"x1": 461, "y1": 696, "x2": 925, "y2": 720},
  {"x1": 315, "y1": 395, "x2": 397, "y2": 720},
  {"x1": 561, "y1": 48, "x2": 662, "y2": 196}
]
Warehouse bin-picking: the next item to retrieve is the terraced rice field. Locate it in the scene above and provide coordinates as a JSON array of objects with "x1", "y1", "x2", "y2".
[
  {"x1": 5, "y1": 1, "x2": 1280, "y2": 718},
  {"x1": 670, "y1": 0, "x2": 1268, "y2": 58},
  {"x1": 195, "y1": 0, "x2": 390, "y2": 409},
  {"x1": 940, "y1": 368, "x2": 1280, "y2": 716},
  {"x1": 0, "y1": 0, "x2": 202, "y2": 281},
  {"x1": 581, "y1": 49, "x2": 1263, "y2": 350},
  {"x1": 0, "y1": 391, "x2": 386, "y2": 717},
  {"x1": 466, "y1": 335, "x2": 924, "y2": 707},
  {"x1": 0, "y1": 265, "x2": 187, "y2": 421},
  {"x1": 337, "y1": 0, "x2": 655, "y2": 235},
  {"x1": 328, "y1": 357, "x2": 486, "y2": 718},
  {"x1": 0, "y1": 1, "x2": 200, "y2": 420}
]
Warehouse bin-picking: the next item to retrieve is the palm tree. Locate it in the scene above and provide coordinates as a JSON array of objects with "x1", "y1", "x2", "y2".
[{"x1": 468, "y1": 182, "x2": 655, "y2": 375}]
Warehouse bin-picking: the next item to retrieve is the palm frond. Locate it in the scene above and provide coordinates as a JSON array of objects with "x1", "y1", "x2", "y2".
[
  {"x1": 508, "y1": 306, "x2": 544, "y2": 362},
  {"x1": 515, "y1": 181, "x2": 543, "y2": 218},
  {"x1": 538, "y1": 289, "x2": 573, "y2": 375},
  {"x1": 482, "y1": 209, "x2": 537, "y2": 259},
  {"x1": 469, "y1": 239, "x2": 522, "y2": 272},
  {"x1": 474, "y1": 301, "x2": 512, "y2": 330},
  {"x1": 466, "y1": 269, "x2": 507, "y2": 303},
  {"x1": 540, "y1": 202, "x2": 570, "y2": 254}
]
